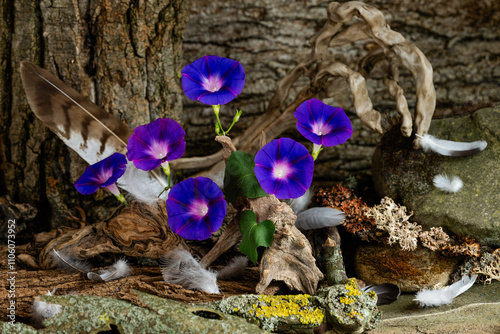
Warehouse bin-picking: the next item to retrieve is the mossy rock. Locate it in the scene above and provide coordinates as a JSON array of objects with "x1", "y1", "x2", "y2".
[
  {"x1": 372, "y1": 104, "x2": 500, "y2": 246},
  {"x1": 1, "y1": 291, "x2": 264, "y2": 333}
]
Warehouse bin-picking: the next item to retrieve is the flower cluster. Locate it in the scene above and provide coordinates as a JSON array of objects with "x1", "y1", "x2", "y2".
[
  {"x1": 77, "y1": 55, "x2": 355, "y2": 243},
  {"x1": 74, "y1": 118, "x2": 186, "y2": 205}
]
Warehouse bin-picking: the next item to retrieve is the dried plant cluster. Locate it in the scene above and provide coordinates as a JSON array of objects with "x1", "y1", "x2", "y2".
[
  {"x1": 365, "y1": 197, "x2": 422, "y2": 251},
  {"x1": 318, "y1": 186, "x2": 484, "y2": 258},
  {"x1": 442, "y1": 235, "x2": 482, "y2": 258},
  {"x1": 458, "y1": 248, "x2": 500, "y2": 284},
  {"x1": 315, "y1": 185, "x2": 378, "y2": 242},
  {"x1": 419, "y1": 227, "x2": 450, "y2": 251}
]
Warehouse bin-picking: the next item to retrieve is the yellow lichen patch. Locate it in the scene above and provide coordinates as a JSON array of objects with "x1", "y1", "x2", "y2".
[
  {"x1": 348, "y1": 309, "x2": 363, "y2": 319},
  {"x1": 98, "y1": 312, "x2": 110, "y2": 323},
  {"x1": 339, "y1": 278, "x2": 363, "y2": 305},
  {"x1": 248, "y1": 294, "x2": 324, "y2": 326}
]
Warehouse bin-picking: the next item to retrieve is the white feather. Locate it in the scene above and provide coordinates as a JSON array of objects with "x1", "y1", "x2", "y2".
[
  {"x1": 217, "y1": 256, "x2": 249, "y2": 280},
  {"x1": 433, "y1": 174, "x2": 463, "y2": 193},
  {"x1": 295, "y1": 207, "x2": 345, "y2": 230},
  {"x1": 160, "y1": 248, "x2": 219, "y2": 294},
  {"x1": 417, "y1": 134, "x2": 487, "y2": 157},
  {"x1": 290, "y1": 187, "x2": 314, "y2": 214},
  {"x1": 31, "y1": 289, "x2": 62, "y2": 325},
  {"x1": 51, "y1": 250, "x2": 91, "y2": 274},
  {"x1": 414, "y1": 275, "x2": 477, "y2": 307},
  {"x1": 119, "y1": 163, "x2": 169, "y2": 203},
  {"x1": 87, "y1": 259, "x2": 133, "y2": 281}
]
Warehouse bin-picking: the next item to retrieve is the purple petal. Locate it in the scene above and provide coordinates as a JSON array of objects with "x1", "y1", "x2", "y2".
[
  {"x1": 294, "y1": 99, "x2": 353, "y2": 146},
  {"x1": 166, "y1": 177, "x2": 227, "y2": 241},
  {"x1": 254, "y1": 138, "x2": 314, "y2": 199},
  {"x1": 181, "y1": 55, "x2": 245, "y2": 105},
  {"x1": 74, "y1": 152, "x2": 127, "y2": 195},
  {"x1": 127, "y1": 118, "x2": 186, "y2": 171}
]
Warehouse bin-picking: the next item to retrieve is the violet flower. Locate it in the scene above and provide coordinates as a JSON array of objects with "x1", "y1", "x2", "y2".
[
  {"x1": 126, "y1": 118, "x2": 185, "y2": 187},
  {"x1": 181, "y1": 55, "x2": 245, "y2": 106},
  {"x1": 74, "y1": 152, "x2": 127, "y2": 204},
  {"x1": 294, "y1": 99, "x2": 353, "y2": 160},
  {"x1": 254, "y1": 138, "x2": 314, "y2": 199},
  {"x1": 166, "y1": 177, "x2": 227, "y2": 241}
]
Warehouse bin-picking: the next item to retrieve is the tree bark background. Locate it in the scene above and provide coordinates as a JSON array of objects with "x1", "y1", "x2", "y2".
[
  {"x1": 0, "y1": 0, "x2": 187, "y2": 233},
  {"x1": 181, "y1": 0, "x2": 500, "y2": 181},
  {"x1": 1, "y1": 0, "x2": 499, "y2": 234}
]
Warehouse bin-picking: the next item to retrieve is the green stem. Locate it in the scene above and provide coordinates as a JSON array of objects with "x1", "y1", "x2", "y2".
[{"x1": 212, "y1": 104, "x2": 226, "y2": 136}]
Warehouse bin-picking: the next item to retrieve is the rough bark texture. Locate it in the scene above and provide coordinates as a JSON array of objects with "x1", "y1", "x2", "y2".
[
  {"x1": 181, "y1": 0, "x2": 500, "y2": 183},
  {"x1": 0, "y1": 0, "x2": 187, "y2": 231}
]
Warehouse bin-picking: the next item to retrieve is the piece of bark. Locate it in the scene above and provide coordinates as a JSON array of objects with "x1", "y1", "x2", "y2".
[
  {"x1": 256, "y1": 199, "x2": 323, "y2": 295},
  {"x1": 35, "y1": 201, "x2": 186, "y2": 269}
]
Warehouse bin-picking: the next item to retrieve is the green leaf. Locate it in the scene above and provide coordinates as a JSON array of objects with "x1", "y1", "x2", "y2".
[
  {"x1": 238, "y1": 210, "x2": 275, "y2": 264},
  {"x1": 224, "y1": 151, "x2": 268, "y2": 203}
]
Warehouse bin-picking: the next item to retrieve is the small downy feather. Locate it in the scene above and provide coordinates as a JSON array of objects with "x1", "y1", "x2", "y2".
[
  {"x1": 417, "y1": 134, "x2": 487, "y2": 157},
  {"x1": 51, "y1": 250, "x2": 91, "y2": 274},
  {"x1": 217, "y1": 256, "x2": 249, "y2": 280},
  {"x1": 362, "y1": 283, "x2": 401, "y2": 306},
  {"x1": 433, "y1": 174, "x2": 463, "y2": 193},
  {"x1": 414, "y1": 275, "x2": 477, "y2": 307},
  {"x1": 87, "y1": 259, "x2": 133, "y2": 281},
  {"x1": 31, "y1": 289, "x2": 62, "y2": 326},
  {"x1": 295, "y1": 207, "x2": 345, "y2": 230},
  {"x1": 160, "y1": 248, "x2": 219, "y2": 294}
]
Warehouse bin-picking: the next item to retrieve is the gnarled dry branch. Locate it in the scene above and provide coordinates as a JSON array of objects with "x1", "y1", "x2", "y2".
[{"x1": 172, "y1": 1, "x2": 436, "y2": 173}]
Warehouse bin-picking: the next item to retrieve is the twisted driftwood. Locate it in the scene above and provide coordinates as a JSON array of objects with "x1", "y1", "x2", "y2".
[{"x1": 171, "y1": 1, "x2": 435, "y2": 174}]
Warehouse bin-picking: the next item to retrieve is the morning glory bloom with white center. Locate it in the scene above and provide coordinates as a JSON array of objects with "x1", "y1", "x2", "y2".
[
  {"x1": 254, "y1": 138, "x2": 314, "y2": 199},
  {"x1": 294, "y1": 99, "x2": 353, "y2": 159},
  {"x1": 181, "y1": 55, "x2": 246, "y2": 106},
  {"x1": 126, "y1": 118, "x2": 186, "y2": 172},
  {"x1": 74, "y1": 152, "x2": 127, "y2": 204},
  {"x1": 166, "y1": 177, "x2": 227, "y2": 241}
]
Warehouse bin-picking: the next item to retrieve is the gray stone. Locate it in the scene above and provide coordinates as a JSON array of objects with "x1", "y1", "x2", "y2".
[{"x1": 372, "y1": 104, "x2": 500, "y2": 246}]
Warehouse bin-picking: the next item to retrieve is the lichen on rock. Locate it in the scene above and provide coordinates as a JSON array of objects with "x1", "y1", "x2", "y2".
[
  {"x1": 210, "y1": 294, "x2": 325, "y2": 332},
  {"x1": 313, "y1": 278, "x2": 381, "y2": 334}
]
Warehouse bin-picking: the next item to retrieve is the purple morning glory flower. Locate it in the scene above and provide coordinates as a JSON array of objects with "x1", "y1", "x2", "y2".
[
  {"x1": 126, "y1": 118, "x2": 186, "y2": 171},
  {"x1": 254, "y1": 138, "x2": 314, "y2": 199},
  {"x1": 294, "y1": 99, "x2": 353, "y2": 147},
  {"x1": 74, "y1": 152, "x2": 127, "y2": 201},
  {"x1": 181, "y1": 55, "x2": 246, "y2": 106},
  {"x1": 166, "y1": 177, "x2": 227, "y2": 241}
]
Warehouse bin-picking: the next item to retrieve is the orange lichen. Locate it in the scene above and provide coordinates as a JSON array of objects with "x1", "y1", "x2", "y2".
[
  {"x1": 377, "y1": 250, "x2": 425, "y2": 282},
  {"x1": 315, "y1": 185, "x2": 378, "y2": 242}
]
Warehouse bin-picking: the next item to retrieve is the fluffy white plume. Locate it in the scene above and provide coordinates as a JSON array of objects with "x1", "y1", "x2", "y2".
[
  {"x1": 51, "y1": 250, "x2": 90, "y2": 274},
  {"x1": 119, "y1": 164, "x2": 169, "y2": 203},
  {"x1": 433, "y1": 174, "x2": 463, "y2": 193},
  {"x1": 295, "y1": 207, "x2": 345, "y2": 230},
  {"x1": 217, "y1": 256, "x2": 249, "y2": 280},
  {"x1": 414, "y1": 275, "x2": 477, "y2": 307},
  {"x1": 289, "y1": 187, "x2": 314, "y2": 214},
  {"x1": 31, "y1": 290, "x2": 62, "y2": 326},
  {"x1": 160, "y1": 248, "x2": 219, "y2": 294},
  {"x1": 417, "y1": 134, "x2": 487, "y2": 157},
  {"x1": 87, "y1": 259, "x2": 133, "y2": 281}
]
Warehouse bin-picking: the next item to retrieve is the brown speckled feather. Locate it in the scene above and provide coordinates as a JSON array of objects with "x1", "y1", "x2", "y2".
[
  {"x1": 20, "y1": 62, "x2": 168, "y2": 202},
  {"x1": 20, "y1": 62, "x2": 132, "y2": 164}
]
